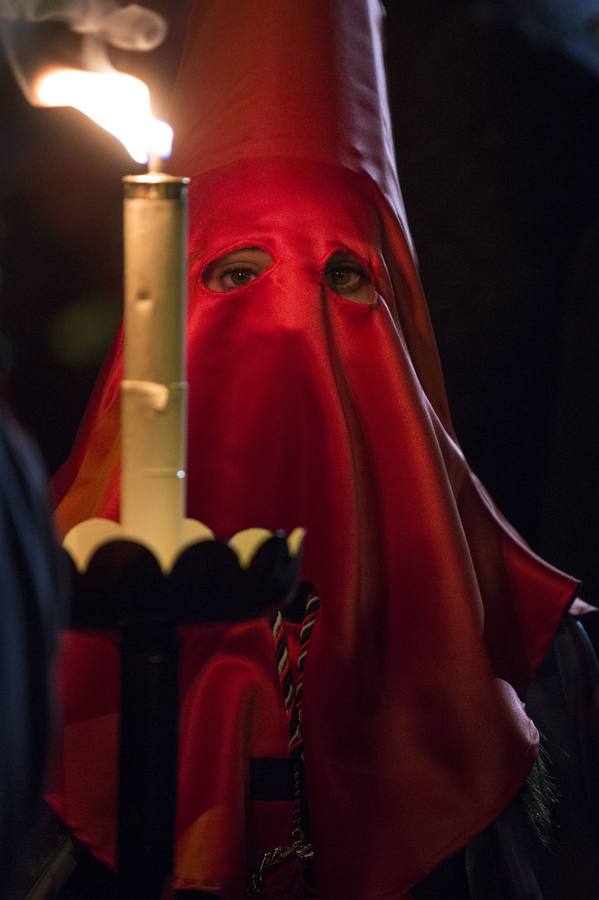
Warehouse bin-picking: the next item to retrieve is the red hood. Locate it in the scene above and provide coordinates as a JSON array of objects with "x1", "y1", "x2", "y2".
[{"x1": 52, "y1": 157, "x2": 577, "y2": 898}]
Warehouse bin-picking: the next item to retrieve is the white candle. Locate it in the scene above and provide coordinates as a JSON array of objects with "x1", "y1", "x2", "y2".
[
  {"x1": 41, "y1": 68, "x2": 297, "y2": 573},
  {"x1": 121, "y1": 174, "x2": 189, "y2": 564},
  {"x1": 62, "y1": 170, "x2": 302, "y2": 571},
  {"x1": 62, "y1": 169, "x2": 214, "y2": 574}
]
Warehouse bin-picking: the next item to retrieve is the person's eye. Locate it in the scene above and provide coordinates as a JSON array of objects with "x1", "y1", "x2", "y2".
[
  {"x1": 202, "y1": 247, "x2": 273, "y2": 293},
  {"x1": 324, "y1": 252, "x2": 373, "y2": 304},
  {"x1": 325, "y1": 266, "x2": 363, "y2": 292},
  {"x1": 220, "y1": 267, "x2": 260, "y2": 289}
]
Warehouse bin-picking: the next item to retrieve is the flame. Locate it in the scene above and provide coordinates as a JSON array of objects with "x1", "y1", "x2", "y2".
[{"x1": 34, "y1": 68, "x2": 173, "y2": 164}]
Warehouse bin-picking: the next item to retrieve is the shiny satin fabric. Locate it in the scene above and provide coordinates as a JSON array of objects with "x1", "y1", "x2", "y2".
[
  {"x1": 166, "y1": 0, "x2": 413, "y2": 255},
  {"x1": 49, "y1": 159, "x2": 577, "y2": 899}
]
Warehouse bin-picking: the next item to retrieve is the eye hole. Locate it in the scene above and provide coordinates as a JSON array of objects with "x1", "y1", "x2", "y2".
[
  {"x1": 203, "y1": 247, "x2": 273, "y2": 292},
  {"x1": 324, "y1": 251, "x2": 373, "y2": 304}
]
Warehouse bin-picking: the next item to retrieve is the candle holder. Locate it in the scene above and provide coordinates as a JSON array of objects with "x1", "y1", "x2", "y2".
[
  {"x1": 62, "y1": 527, "x2": 304, "y2": 900},
  {"x1": 64, "y1": 525, "x2": 304, "y2": 627}
]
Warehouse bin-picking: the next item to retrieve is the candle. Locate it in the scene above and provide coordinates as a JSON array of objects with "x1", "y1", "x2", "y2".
[
  {"x1": 121, "y1": 174, "x2": 189, "y2": 564},
  {"x1": 32, "y1": 66, "x2": 214, "y2": 571},
  {"x1": 35, "y1": 66, "x2": 302, "y2": 573}
]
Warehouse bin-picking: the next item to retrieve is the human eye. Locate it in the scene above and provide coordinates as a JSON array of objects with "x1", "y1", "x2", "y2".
[
  {"x1": 220, "y1": 266, "x2": 260, "y2": 289},
  {"x1": 326, "y1": 265, "x2": 363, "y2": 291},
  {"x1": 324, "y1": 251, "x2": 373, "y2": 304},
  {"x1": 202, "y1": 247, "x2": 273, "y2": 293}
]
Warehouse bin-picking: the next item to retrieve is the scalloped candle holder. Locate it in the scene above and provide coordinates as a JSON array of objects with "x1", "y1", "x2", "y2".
[
  {"x1": 62, "y1": 522, "x2": 305, "y2": 629},
  {"x1": 60, "y1": 520, "x2": 305, "y2": 900}
]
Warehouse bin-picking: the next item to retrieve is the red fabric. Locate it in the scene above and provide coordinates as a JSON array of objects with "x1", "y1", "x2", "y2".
[
  {"x1": 166, "y1": 0, "x2": 413, "y2": 254},
  {"x1": 49, "y1": 160, "x2": 577, "y2": 899},
  {"x1": 48, "y1": 622, "x2": 295, "y2": 898},
  {"x1": 48, "y1": 1, "x2": 578, "y2": 897}
]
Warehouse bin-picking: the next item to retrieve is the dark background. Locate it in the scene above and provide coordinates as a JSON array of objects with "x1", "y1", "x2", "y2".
[{"x1": 1, "y1": 1, "x2": 598, "y2": 595}]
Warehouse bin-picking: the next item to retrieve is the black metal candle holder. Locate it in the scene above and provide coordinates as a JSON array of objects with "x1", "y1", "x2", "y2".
[{"x1": 62, "y1": 531, "x2": 303, "y2": 900}]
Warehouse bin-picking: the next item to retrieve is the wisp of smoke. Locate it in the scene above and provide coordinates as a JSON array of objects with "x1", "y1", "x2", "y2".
[{"x1": 0, "y1": 1, "x2": 167, "y2": 102}]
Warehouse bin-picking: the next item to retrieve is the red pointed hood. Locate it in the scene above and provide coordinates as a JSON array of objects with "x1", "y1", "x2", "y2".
[
  {"x1": 51, "y1": 3, "x2": 577, "y2": 898},
  {"x1": 167, "y1": 0, "x2": 410, "y2": 246}
]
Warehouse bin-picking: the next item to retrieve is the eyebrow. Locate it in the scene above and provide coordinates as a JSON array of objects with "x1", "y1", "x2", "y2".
[
  {"x1": 327, "y1": 250, "x2": 359, "y2": 260},
  {"x1": 192, "y1": 245, "x2": 265, "y2": 265},
  {"x1": 325, "y1": 249, "x2": 367, "y2": 268}
]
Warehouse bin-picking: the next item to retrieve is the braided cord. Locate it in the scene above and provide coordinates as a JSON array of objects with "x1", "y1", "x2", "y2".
[
  {"x1": 248, "y1": 590, "x2": 321, "y2": 895},
  {"x1": 272, "y1": 588, "x2": 320, "y2": 840},
  {"x1": 272, "y1": 611, "x2": 294, "y2": 715},
  {"x1": 272, "y1": 589, "x2": 320, "y2": 755},
  {"x1": 289, "y1": 590, "x2": 320, "y2": 757}
]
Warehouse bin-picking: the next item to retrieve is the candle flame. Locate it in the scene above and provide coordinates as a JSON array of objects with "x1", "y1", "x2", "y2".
[{"x1": 34, "y1": 68, "x2": 173, "y2": 164}]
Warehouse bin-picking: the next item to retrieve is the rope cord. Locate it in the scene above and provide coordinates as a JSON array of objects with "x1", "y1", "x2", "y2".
[
  {"x1": 272, "y1": 588, "x2": 320, "y2": 759},
  {"x1": 272, "y1": 587, "x2": 320, "y2": 835},
  {"x1": 248, "y1": 588, "x2": 321, "y2": 897}
]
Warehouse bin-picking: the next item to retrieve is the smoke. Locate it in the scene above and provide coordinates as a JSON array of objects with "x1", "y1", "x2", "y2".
[
  {"x1": 0, "y1": 1, "x2": 166, "y2": 49},
  {"x1": 0, "y1": 2, "x2": 167, "y2": 102}
]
